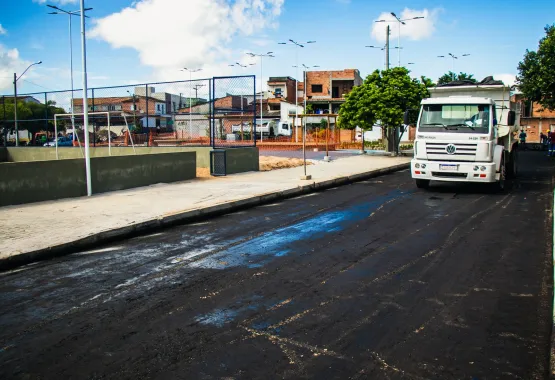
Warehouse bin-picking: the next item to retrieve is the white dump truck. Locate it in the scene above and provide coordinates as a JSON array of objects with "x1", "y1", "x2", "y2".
[
  {"x1": 408, "y1": 79, "x2": 518, "y2": 190},
  {"x1": 231, "y1": 120, "x2": 292, "y2": 137}
]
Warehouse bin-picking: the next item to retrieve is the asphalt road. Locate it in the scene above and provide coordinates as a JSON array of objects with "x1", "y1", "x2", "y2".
[{"x1": 0, "y1": 151, "x2": 553, "y2": 379}]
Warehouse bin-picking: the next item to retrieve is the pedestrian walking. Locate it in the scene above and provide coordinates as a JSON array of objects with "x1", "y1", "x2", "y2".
[
  {"x1": 548, "y1": 130, "x2": 555, "y2": 156},
  {"x1": 519, "y1": 129, "x2": 527, "y2": 150}
]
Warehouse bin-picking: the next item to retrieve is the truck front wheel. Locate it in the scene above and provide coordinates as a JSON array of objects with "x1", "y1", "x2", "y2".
[{"x1": 415, "y1": 179, "x2": 430, "y2": 189}]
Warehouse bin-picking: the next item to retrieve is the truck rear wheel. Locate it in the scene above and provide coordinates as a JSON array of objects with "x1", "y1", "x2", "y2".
[
  {"x1": 507, "y1": 149, "x2": 518, "y2": 179},
  {"x1": 415, "y1": 179, "x2": 430, "y2": 189}
]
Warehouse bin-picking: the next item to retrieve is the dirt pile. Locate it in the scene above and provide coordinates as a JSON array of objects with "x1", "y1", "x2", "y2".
[{"x1": 259, "y1": 156, "x2": 312, "y2": 171}]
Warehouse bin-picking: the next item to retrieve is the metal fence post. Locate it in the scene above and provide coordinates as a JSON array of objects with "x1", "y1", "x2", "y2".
[
  {"x1": 44, "y1": 92, "x2": 48, "y2": 144},
  {"x1": 92, "y1": 88, "x2": 96, "y2": 147},
  {"x1": 145, "y1": 84, "x2": 149, "y2": 147},
  {"x1": 210, "y1": 78, "x2": 214, "y2": 148},
  {"x1": 253, "y1": 75, "x2": 256, "y2": 147},
  {"x1": 2, "y1": 96, "x2": 6, "y2": 147}
]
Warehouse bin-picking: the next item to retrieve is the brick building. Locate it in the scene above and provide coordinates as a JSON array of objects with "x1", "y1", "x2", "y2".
[
  {"x1": 512, "y1": 94, "x2": 555, "y2": 143},
  {"x1": 267, "y1": 77, "x2": 297, "y2": 104},
  {"x1": 304, "y1": 69, "x2": 363, "y2": 114}
]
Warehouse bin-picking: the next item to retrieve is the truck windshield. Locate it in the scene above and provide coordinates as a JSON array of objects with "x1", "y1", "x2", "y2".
[{"x1": 419, "y1": 104, "x2": 490, "y2": 134}]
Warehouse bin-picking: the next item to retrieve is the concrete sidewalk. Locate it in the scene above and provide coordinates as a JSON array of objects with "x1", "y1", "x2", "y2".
[{"x1": 0, "y1": 155, "x2": 410, "y2": 268}]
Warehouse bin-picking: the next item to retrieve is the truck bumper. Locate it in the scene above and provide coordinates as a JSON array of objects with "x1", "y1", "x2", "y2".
[{"x1": 411, "y1": 159, "x2": 498, "y2": 183}]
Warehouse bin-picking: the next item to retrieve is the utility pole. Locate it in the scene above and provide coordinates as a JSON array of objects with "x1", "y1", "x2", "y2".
[{"x1": 385, "y1": 25, "x2": 390, "y2": 70}]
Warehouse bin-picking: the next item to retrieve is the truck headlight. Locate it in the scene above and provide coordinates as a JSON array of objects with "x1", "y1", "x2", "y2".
[
  {"x1": 415, "y1": 163, "x2": 420, "y2": 168},
  {"x1": 421, "y1": 164, "x2": 426, "y2": 169},
  {"x1": 481, "y1": 166, "x2": 486, "y2": 171},
  {"x1": 474, "y1": 166, "x2": 479, "y2": 171}
]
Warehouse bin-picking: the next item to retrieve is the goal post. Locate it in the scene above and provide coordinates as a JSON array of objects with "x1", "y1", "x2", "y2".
[{"x1": 53, "y1": 111, "x2": 134, "y2": 159}]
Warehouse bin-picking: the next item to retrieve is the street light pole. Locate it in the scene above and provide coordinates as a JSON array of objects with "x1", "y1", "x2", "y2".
[
  {"x1": 247, "y1": 52, "x2": 275, "y2": 143},
  {"x1": 47, "y1": 4, "x2": 92, "y2": 142},
  {"x1": 229, "y1": 62, "x2": 255, "y2": 136},
  {"x1": 79, "y1": 0, "x2": 92, "y2": 196},
  {"x1": 438, "y1": 53, "x2": 470, "y2": 80},
  {"x1": 13, "y1": 61, "x2": 42, "y2": 146},
  {"x1": 181, "y1": 67, "x2": 202, "y2": 139},
  {"x1": 278, "y1": 39, "x2": 315, "y2": 142}
]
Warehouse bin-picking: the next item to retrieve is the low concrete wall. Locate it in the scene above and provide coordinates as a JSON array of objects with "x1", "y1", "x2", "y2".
[
  {"x1": 6, "y1": 146, "x2": 212, "y2": 167},
  {"x1": 224, "y1": 147, "x2": 259, "y2": 174},
  {"x1": 0, "y1": 159, "x2": 86, "y2": 206},
  {"x1": 91, "y1": 152, "x2": 196, "y2": 193},
  {"x1": 0, "y1": 152, "x2": 196, "y2": 207}
]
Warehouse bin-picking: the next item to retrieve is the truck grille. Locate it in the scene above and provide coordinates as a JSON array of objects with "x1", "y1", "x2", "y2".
[{"x1": 426, "y1": 142, "x2": 477, "y2": 156}]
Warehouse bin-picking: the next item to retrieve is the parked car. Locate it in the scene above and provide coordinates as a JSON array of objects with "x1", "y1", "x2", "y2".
[{"x1": 44, "y1": 136, "x2": 73, "y2": 147}]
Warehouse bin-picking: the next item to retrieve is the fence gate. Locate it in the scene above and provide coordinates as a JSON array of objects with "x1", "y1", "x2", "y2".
[{"x1": 210, "y1": 150, "x2": 227, "y2": 176}]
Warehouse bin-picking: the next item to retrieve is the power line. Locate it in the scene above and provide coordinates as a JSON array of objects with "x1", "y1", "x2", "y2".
[{"x1": 22, "y1": 79, "x2": 55, "y2": 91}]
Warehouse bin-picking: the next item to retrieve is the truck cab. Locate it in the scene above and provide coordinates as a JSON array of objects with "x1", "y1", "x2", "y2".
[{"x1": 410, "y1": 86, "x2": 517, "y2": 190}]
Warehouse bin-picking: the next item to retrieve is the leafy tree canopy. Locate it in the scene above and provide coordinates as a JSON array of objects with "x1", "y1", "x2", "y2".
[
  {"x1": 420, "y1": 76, "x2": 435, "y2": 87},
  {"x1": 338, "y1": 67, "x2": 429, "y2": 131},
  {"x1": 517, "y1": 24, "x2": 555, "y2": 111},
  {"x1": 437, "y1": 72, "x2": 477, "y2": 85},
  {"x1": 1, "y1": 97, "x2": 68, "y2": 133}
]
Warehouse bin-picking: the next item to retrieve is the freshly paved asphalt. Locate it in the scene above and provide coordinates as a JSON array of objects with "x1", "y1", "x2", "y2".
[{"x1": 0, "y1": 151, "x2": 553, "y2": 379}]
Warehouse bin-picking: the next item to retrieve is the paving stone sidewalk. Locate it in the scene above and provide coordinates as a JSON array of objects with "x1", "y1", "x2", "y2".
[{"x1": 0, "y1": 155, "x2": 410, "y2": 263}]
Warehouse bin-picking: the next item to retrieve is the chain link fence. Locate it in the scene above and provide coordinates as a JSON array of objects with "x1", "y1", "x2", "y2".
[{"x1": 0, "y1": 75, "x2": 256, "y2": 148}]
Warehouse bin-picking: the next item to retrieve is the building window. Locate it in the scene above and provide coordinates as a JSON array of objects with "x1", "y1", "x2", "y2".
[
  {"x1": 157, "y1": 104, "x2": 161, "y2": 111},
  {"x1": 274, "y1": 88, "x2": 282, "y2": 98},
  {"x1": 312, "y1": 84, "x2": 323, "y2": 93}
]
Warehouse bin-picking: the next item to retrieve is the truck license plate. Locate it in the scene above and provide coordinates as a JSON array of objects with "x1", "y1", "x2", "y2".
[{"x1": 440, "y1": 164, "x2": 458, "y2": 171}]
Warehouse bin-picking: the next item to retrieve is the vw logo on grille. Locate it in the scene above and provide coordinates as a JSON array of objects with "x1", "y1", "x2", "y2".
[{"x1": 445, "y1": 144, "x2": 457, "y2": 155}]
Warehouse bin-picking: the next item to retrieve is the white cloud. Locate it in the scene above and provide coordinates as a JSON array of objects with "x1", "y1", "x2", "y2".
[
  {"x1": 0, "y1": 24, "x2": 6, "y2": 35},
  {"x1": 0, "y1": 45, "x2": 33, "y2": 91},
  {"x1": 371, "y1": 8, "x2": 440, "y2": 43},
  {"x1": 493, "y1": 74, "x2": 516, "y2": 86},
  {"x1": 33, "y1": 0, "x2": 78, "y2": 5},
  {"x1": 90, "y1": 0, "x2": 284, "y2": 81}
]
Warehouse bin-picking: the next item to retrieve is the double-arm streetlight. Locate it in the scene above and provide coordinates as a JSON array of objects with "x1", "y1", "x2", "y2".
[
  {"x1": 278, "y1": 39, "x2": 315, "y2": 142},
  {"x1": 293, "y1": 64, "x2": 319, "y2": 117},
  {"x1": 438, "y1": 53, "x2": 470, "y2": 79},
  {"x1": 13, "y1": 61, "x2": 42, "y2": 146},
  {"x1": 246, "y1": 52, "x2": 274, "y2": 142},
  {"x1": 375, "y1": 13, "x2": 424, "y2": 67},
  {"x1": 47, "y1": 4, "x2": 92, "y2": 141},
  {"x1": 181, "y1": 67, "x2": 202, "y2": 139}
]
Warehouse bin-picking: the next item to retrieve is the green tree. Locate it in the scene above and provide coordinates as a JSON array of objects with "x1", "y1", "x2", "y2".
[
  {"x1": 1, "y1": 97, "x2": 68, "y2": 137},
  {"x1": 517, "y1": 24, "x2": 555, "y2": 111},
  {"x1": 420, "y1": 76, "x2": 435, "y2": 87},
  {"x1": 338, "y1": 67, "x2": 429, "y2": 154},
  {"x1": 437, "y1": 72, "x2": 477, "y2": 85}
]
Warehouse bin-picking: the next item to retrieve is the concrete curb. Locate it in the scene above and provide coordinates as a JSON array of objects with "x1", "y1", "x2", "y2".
[{"x1": 0, "y1": 162, "x2": 410, "y2": 271}]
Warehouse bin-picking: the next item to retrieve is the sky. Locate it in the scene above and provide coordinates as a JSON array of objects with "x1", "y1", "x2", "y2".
[{"x1": 0, "y1": 0, "x2": 553, "y2": 97}]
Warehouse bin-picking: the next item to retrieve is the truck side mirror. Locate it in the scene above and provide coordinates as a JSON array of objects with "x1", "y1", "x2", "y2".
[
  {"x1": 507, "y1": 110, "x2": 516, "y2": 126},
  {"x1": 403, "y1": 110, "x2": 410, "y2": 125}
]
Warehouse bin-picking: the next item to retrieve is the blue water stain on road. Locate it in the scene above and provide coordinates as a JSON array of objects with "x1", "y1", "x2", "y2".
[{"x1": 190, "y1": 189, "x2": 410, "y2": 270}]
